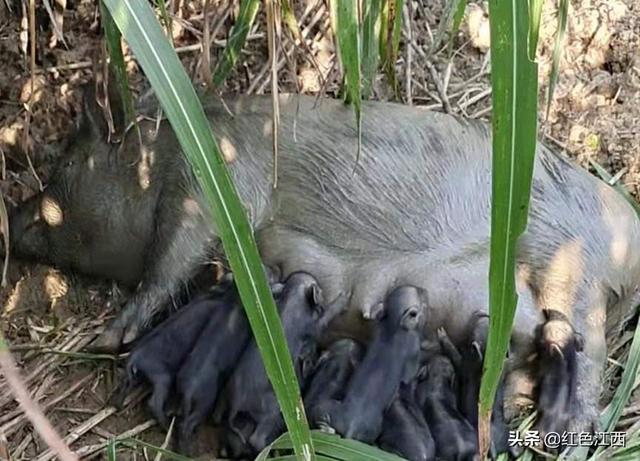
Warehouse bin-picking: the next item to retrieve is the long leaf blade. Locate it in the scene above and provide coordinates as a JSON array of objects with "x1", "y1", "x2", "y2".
[
  {"x1": 431, "y1": 0, "x2": 465, "y2": 54},
  {"x1": 544, "y1": 0, "x2": 568, "y2": 122},
  {"x1": 100, "y1": 1, "x2": 135, "y2": 126},
  {"x1": 587, "y1": 309, "x2": 640, "y2": 460},
  {"x1": 257, "y1": 431, "x2": 408, "y2": 461},
  {"x1": 101, "y1": 2, "x2": 315, "y2": 460},
  {"x1": 479, "y1": 0, "x2": 540, "y2": 457},
  {"x1": 330, "y1": 0, "x2": 362, "y2": 164},
  {"x1": 361, "y1": 0, "x2": 382, "y2": 98},
  {"x1": 379, "y1": 0, "x2": 404, "y2": 95},
  {"x1": 212, "y1": 0, "x2": 260, "y2": 87}
]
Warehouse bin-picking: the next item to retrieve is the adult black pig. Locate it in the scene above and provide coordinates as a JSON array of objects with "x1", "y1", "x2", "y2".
[{"x1": 9, "y1": 92, "x2": 640, "y2": 436}]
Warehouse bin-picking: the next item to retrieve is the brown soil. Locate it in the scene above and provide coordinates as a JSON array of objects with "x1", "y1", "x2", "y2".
[{"x1": 0, "y1": 0, "x2": 639, "y2": 459}]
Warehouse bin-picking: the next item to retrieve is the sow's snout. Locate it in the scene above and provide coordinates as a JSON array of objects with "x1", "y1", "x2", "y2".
[{"x1": 6, "y1": 195, "x2": 49, "y2": 261}]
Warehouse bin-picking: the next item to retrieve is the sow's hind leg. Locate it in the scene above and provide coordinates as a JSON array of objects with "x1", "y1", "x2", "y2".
[{"x1": 91, "y1": 192, "x2": 212, "y2": 353}]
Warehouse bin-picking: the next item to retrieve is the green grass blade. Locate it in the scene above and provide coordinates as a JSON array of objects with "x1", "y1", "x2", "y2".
[
  {"x1": 331, "y1": 0, "x2": 361, "y2": 106},
  {"x1": 479, "y1": 0, "x2": 540, "y2": 457},
  {"x1": 587, "y1": 309, "x2": 640, "y2": 459},
  {"x1": 256, "y1": 432, "x2": 297, "y2": 461},
  {"x1": 545, "y1": 0, "x2": 568, "y2": 122},
  {"x1": 361, "y1": 0, "x2": 382, "y2": 98},
  {"x1": 280, "y1": 0, "x2": 303, "y2": 45},
  {"x1": 589, "y1": 161, "x2": 640, "y2": 215},
  {"x1": 115, "y1": 439, "x2": 194, "y2": 460},
  {"x1": 101, "y1": 2, "x2": 315, "y2": 460},
  {"x1": 212, "y1": 0, "x2": 260, "y2": 88},
  {"x1": 330, "y1": 0, "x2": 362, "y2": 164},
  {"x1": 268, "y1": 457, "x2": 336, "y2": 461},
  {"x1": 528, "y1": 0, "x2": 544, "y2": 59},
  {"x1": 431, "y1": 0, "x2": 466, "y2": 54},
  {"x1": 310, "y1": 432, "x2": 407, "y2": 461},
  {"x1": 100, "y1": 1, "x2": 135, "y2": 126},
  {"x1": 155, "y1": 0, "x2": 172, "y2": 37},
  {"x1": 609, "y1": 437, "x2": 640, "y2": 460},
  {"x1": 449, "y1": 0, "x2": 468, "y2": 54},
  {"x1": 0, "y1": 191, "x2": 9, "y2": 286},
  {"x1": 106, "y1": 439, "x2": 117, "y2": 461},
  {"x1": 257, "y1": 431, "x2": 408, "y2": 461},
  {"x1": 379, "y1": 0, "x2": 404, "y2": 94}
]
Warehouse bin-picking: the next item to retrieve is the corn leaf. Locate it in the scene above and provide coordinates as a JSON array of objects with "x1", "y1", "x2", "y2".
[
  {"x1": 101, "y1": 1, "x2": 315, "y2": 460},
  {"x1": 212, "y1": 0, "x2": 261, "y2": 88},
  {"x1": 479, "y1": 0, "x2": 540, "y2": 457}
]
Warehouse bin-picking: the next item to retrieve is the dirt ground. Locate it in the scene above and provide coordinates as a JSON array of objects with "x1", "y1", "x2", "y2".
[{"x1": 0, "y1": 0, "x2": 639, "y2": 460}]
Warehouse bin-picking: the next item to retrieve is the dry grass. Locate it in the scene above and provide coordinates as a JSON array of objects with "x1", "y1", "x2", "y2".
[{"x1": 1, "y1": 0, "x2": 639, "y2": 459}]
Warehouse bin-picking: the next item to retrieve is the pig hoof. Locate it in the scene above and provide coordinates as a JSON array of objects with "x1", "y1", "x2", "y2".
[
  {"x1": 317, "y1": 422, "x2": 336, "y2": 434},
  {"x1": 122, "y1": 323, "x2": 141, "y2": 347},
  {"x1": 89, "y1": 327, "x2": 124, "y2": 353}
]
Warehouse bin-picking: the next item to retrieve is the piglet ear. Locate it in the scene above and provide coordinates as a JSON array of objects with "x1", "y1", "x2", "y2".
[{"x1": 310, "y1": 283, "x2": 324, "y2": 307}]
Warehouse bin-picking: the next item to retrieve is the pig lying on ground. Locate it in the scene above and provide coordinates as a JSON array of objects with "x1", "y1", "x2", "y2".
[
  {"x1": 223, "y1": 272, "x2": 330, "y2": 456},
  {"x1": 110, "y1": 294, "x2": 216, "y2": 427},
  {"x1": 304, "y1": 338, "x2": 364, "y2": 421},
  {"x1": 377, "y1": 382, "x2": 436, "y2": 461},
  {"x1": 174, "y1": 277, "x2": 252, "y2": 455},
  {"x1": 10, "y1": 92, "x2": 640, "y2": 435},
  {"x1": 416, "y1": 352, "x2": 479, "y2": 461},
  {"x1": 437, "y1": 317, "x2": 515, "y2": 458},
  {"x1": 313, "y1": 286, "x2": 424, "y2": 443}
]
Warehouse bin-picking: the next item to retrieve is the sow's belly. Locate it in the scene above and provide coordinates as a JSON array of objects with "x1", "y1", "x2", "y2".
[{"x1": 254, "y1": 134, "x2": 640, "y2": 360}]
